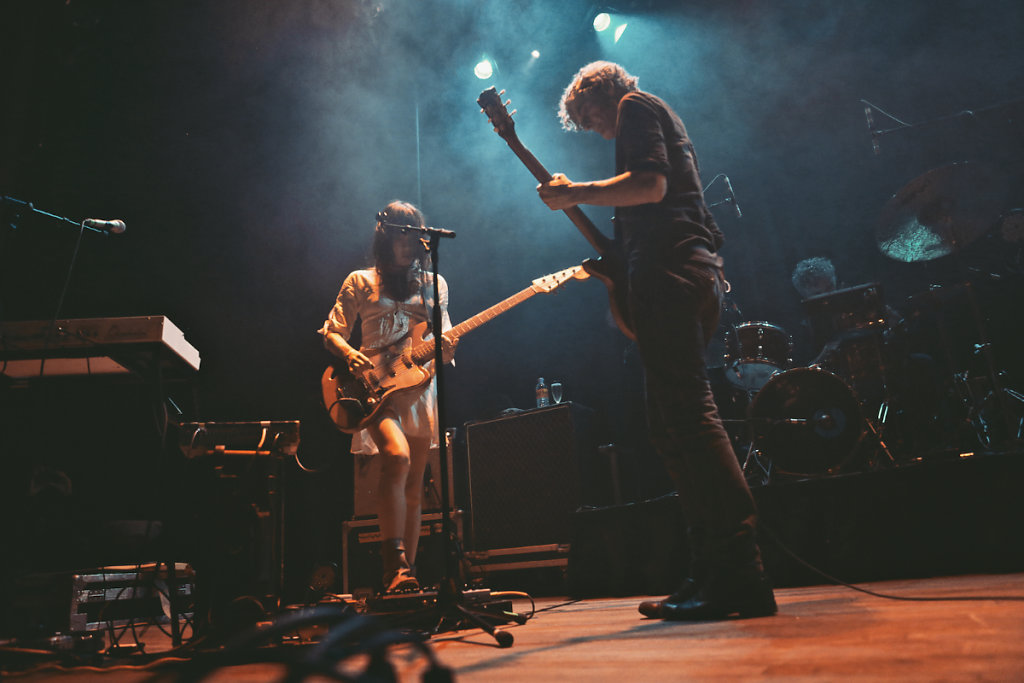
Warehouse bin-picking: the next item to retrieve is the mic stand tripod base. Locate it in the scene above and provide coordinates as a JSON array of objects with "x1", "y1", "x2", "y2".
[{"x1": 433, "y1": 578, "x2": 517, "y2": 648}]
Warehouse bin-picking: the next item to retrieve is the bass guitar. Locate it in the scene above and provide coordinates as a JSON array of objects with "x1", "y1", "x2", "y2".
[
  {"x1": 321, "y1": 265, "x2": 589, "y2": 433},
  {"x1": 477, "y1": 86, "x2": 635, "y2": 340}
]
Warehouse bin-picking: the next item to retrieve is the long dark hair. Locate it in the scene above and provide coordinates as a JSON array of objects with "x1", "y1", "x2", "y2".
[{"x1": 372, "y1": 200, "x2": 426, "y2": 301}]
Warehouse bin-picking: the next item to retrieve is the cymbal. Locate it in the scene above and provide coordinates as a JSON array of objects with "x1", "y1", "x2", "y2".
[{"x1": 877, "y1": 161, "x2": 1009, "y2": 263}]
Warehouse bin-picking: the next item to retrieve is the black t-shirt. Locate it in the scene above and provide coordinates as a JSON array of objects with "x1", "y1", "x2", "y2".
[{"x1": 614, "y1": 91, "x2": 723, "y2": 255}]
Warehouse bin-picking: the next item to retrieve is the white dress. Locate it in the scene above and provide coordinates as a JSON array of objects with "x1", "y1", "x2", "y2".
[{"x1": 320, "y1": 267, "x2": 450, "y2": 455}]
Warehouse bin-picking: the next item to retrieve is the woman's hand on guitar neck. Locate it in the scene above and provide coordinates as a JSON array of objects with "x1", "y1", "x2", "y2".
[{"x1": 442, "y1": 336, "x2": 459, "y2": 365}]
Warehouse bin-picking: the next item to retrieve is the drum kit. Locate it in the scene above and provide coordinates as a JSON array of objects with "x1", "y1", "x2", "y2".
[{"x1": 713, "y1": 161, "x2": 1024, "y2": 483}]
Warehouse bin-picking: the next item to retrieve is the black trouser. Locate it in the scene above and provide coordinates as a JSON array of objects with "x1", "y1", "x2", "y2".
[{"x1": 626, "y1": 240, "x2": 762, "y2": 579}]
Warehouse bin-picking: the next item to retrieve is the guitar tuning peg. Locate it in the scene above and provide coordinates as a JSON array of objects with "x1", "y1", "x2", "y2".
[
  {"x1": 510, "y1": 108, "x2": 518, "y2": 117},
  {"x1": 498, "y1": 89, "x2": 506, "y2": 96}
]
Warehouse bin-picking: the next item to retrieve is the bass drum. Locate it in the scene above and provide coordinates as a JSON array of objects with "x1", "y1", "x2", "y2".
[{"x1": 748, "y1": 367, "x2": 864, "y2": 477}]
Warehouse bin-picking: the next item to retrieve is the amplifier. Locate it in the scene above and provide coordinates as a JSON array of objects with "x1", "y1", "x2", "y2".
[
  {"x1": 464, "y1": 403, "x2": 598, "y2": 551},
  {"x1": 177, "y1": 420, "x2": 300, "y2": 458},
  {"x1": 342, "y1": 511, "x2": 463, "y2": 597},
  {"x1": 70, "y1": 563, "x2": 195, "y2": 633},
  {"x1": 9, "y1": 563, "x2": 194, "y2": 637}
]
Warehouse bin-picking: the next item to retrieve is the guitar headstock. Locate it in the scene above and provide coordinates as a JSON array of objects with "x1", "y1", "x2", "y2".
[
  {"x1": 478, "y1": 86, "x2": 517, "y2": 143},
  {"x1": 531, "y1": 265, "x2": 590, "y2": 294}
]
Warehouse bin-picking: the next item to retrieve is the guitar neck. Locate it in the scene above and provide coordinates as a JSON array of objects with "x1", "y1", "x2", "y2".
[
  {"x1": 503, "y1": 134, "x2": 614, "y2": 256},
  {"x1": 410, "y1": 283, "x2": 539, "y2": 363}
]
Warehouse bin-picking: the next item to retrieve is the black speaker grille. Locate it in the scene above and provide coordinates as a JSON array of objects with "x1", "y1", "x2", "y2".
[{"x1": 465, "y1": 403, "x2": 594, "y2": 550}]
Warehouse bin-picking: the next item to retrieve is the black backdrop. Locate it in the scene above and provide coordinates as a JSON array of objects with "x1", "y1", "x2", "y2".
[{"x1": 2, "y1": 0, "x2": 1022, "y2": 601}]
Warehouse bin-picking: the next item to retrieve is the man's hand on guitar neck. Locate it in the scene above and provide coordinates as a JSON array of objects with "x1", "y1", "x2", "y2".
[
  {"x1": 537, "y1": 173, "x2": 578, "y2": 210},
  {"x1": 537, "y1": 170, "x2": 667, "y2": 210}
]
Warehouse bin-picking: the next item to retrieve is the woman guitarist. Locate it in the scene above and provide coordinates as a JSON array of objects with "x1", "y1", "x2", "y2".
[{"x1": 320, "y1": 201, "x2": 456, "y2": 594}]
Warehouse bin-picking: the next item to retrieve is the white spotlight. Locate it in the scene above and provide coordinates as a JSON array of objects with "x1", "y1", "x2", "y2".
[
  {"x1": 614, "y1": 23, "x2": 628, "y2": 43},
  {"x1": 474, "y1": 59, "x2": 493, "y2": 80},
  {"x1": 593, "y1": 12, "x2": 611, "y2": 32},
  {"x1": 531, "y1": 49, "x2": 540, "y2": 59}
]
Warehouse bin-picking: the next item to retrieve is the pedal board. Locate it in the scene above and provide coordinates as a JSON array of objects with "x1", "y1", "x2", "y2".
[{"x1": 366, "y1": 587, "x2": 493, "y2": 613}]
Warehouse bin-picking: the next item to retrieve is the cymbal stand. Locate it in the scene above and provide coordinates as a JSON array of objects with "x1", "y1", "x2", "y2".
[
  {"x1": 954, "y1": 282, "x2": 1024, "y2": 447},
  {"x1": 953, "y1": 344, "x2": 1024, "y2": 448}
]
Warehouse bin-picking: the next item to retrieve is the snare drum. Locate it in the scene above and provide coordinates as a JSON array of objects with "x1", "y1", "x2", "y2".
[{"x1": 723, "y1": 322, "x2": 792, "y2": 391}]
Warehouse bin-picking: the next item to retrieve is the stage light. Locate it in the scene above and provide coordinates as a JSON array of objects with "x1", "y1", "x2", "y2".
[
  {"x1": 593, "y1": 12, "x2": 611, "y2": 32},
  {"x1": 614, "y1": 23, "x2": 628, "y2": 42},
  {"x1": 474, "y1": 59, "x2": 493, "y2": 80},
  {"x1": 531, "y1": 49, "x2": 540, "y2": 59}
]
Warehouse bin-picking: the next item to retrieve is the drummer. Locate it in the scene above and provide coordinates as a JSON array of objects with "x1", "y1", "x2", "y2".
[
  {"x1": 790, "y1": 256, "x2": 943, "y2": 457},
  {"x1": 790, "y1": 256, "x2": 840, "y2": 366},
  {"x1": 791, "y1": 256, "x2": 837, "y2": 300},
  {"x1": 790, "y1": 256, "x2": 897, "y2": 403}
]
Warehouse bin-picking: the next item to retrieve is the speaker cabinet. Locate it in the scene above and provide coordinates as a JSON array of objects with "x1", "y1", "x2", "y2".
[{"x1": 464, "y1": 403, "x2": 597, "y2": 551}]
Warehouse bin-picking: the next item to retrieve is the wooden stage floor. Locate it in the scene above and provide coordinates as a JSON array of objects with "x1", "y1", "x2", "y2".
[{"x1": 7, "y1": 572, "x2": 1024, "y2": 682}]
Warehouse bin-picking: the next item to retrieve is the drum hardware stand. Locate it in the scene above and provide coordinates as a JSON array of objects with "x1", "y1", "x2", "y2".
[
  {"x1": 945, "y1": 275, "x2": 1024, "y2": 448},
  {"x1": 852, "y1": 409, "x2": 897, "y2": 470},
  {"x1": 741, "y1": 440, "x2": 773, "y2": 486},
  {"x1": 953, "y1": 345, "x2": 1024, "y2": 448},
  {"x1": 726, "y1": 416, "x2": 770, "y2": 485}
]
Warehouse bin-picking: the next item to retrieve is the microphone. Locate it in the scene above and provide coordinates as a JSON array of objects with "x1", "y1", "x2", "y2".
[
  {"x1": 380, "y1": 221, "x2": 456, "y2": 239},
  {"x1": 723, "y1": 176, "x2": 742, "y2": 218},
  {"x1": 82, "y1": 218, "x2": 126, "y2": 234},
  {"x1": 864, "y1": 105, "x2": 880, "y2": 155}
]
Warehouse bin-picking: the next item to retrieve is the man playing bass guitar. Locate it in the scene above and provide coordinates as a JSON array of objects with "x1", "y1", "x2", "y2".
[{"x1": 536, "y1": 62, "x2": 775, "y2": 621}]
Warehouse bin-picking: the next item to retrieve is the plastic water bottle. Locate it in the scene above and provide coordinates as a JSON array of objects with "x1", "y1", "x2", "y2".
[{"x1": 535, "y1": 377, "x2": 550, "y2": 408}]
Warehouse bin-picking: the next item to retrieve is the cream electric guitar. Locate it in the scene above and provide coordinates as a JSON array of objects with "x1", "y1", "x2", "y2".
[{"x1": 322, "y1": 265, "x2": 589, "y2": 433}]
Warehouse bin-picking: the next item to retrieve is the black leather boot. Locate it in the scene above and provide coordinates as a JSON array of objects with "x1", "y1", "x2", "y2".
[
  {"x1": 638, "y1": 577, "x2": 700, "y2": 618},
  {"x1": 653, "y1": 528, "x2": 776, "y2": 621},
  {"x1": 638, "y1": 526, "x2": 707, "y2": 618},
  {"x1": 658, "y1": 569, "x2": 776, "y2": 620},
  {"x1": 381, "y1": 538, "x2": 419, "y2": 594}
]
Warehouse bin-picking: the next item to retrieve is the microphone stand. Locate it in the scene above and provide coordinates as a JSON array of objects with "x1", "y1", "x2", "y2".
[
  {"x1": 1, "y1": 195, "x2": 116, "y2": 234},
  {"x1": 1, "y1": 196, "x2": 104, "y2": 366},
  {"x1": 861, "y1": 96, "x2": 1024, "y2": 153},
  {"x1": 394, "y1": 224, "x2": 518, "y2": 648}
]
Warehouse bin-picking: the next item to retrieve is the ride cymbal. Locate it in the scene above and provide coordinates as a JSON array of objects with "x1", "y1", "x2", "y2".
[{"x1": 877, "y1": 161, "x2": 1009, "y2": 263}]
